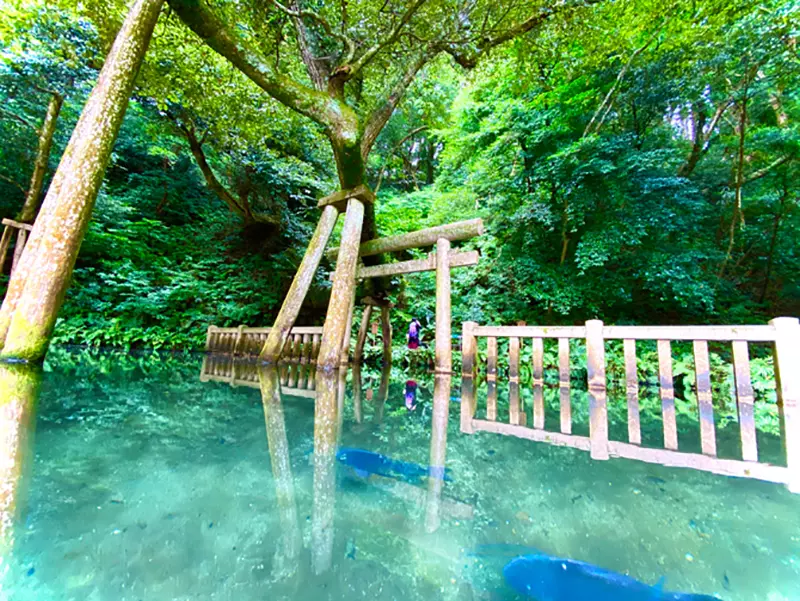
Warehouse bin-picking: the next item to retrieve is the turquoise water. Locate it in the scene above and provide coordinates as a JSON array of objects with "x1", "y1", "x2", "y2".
[{"x1": 0, "y1": 349, "x2": 798, "y2": 600}]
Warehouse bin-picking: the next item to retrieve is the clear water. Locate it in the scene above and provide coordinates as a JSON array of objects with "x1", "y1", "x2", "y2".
[{"x1": 0, "y1": 349, "x2": 798, "y2": 601}]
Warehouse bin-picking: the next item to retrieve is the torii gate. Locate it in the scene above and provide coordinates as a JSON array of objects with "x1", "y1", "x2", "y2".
[{"x1": 259, "y1": 184, "x2": 482, "y2": 374}]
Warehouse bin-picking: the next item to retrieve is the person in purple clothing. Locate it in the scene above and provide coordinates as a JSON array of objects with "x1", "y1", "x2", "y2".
[{"x1": 407, "y1": 318, "x2": 421, "y2": 350}]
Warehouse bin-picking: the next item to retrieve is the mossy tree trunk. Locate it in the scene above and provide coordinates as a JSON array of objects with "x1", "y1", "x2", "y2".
[{"x1": 0, "y1": 0, "x2": 164, "y2": 361}]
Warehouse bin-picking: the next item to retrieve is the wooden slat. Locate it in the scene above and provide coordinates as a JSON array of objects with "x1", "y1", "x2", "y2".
[
  {"x1": 472, "y1": 419, "x2": 591, "y2": 451},
  {"x1": 624, "y1": 339, "x2": 641, "y2": 445},
  {"x1": 732, "y1": 340, "x2": 758, "y2": 462},
  {"x1": 607, "y1": 441, "x2": 790, "y2": 485},
  {"x1": 558, "y1": 338, "x2": 570, "y2": 434},
  {"x1": 301, "y1": 334, "x2": 311, "y2": 365},
  {"x1": 531, "y1": 338, "x2": 544, "y2": 430},
  {"x1": 474, "y1": 325, "x2": 586, "y2": 338},
  {"x1": 509, "y1": 381, "x2": 521, "y2": 426},
  {"x1": 658, "y1": 340, "x2": 678, "y2": 451},
  {"x1": 693, "y1": 340, "x2": 717, "y2": 457},
  {"x1": 487, "y1": 380, "x2": 497, "y2": 422},
  {"x1": 311, "y1": 334, "x2": 321, "y2": 360},
  {"x1": 460, "y1": 376, "x2": 476, "y2": 433},
  {"x1": 486, "y1": 337, "x2": 497, "y2": 381},
  {"x1": 604, "y1": 325, "x2": 775, "y2": 342},
  {"x1": 508, "y1": 336, "x2": 520, "y2": 381},
  {"x1": 586, "y1": 321, "x2": 608, "y2": 459},
  {"x1": 461, "y1": 322, "x2": 478, "y2": 377}
]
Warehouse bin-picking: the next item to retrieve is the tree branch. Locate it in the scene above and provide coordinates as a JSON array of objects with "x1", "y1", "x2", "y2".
[
  {"x1": 584, "y1": 27, "x2": 661, "y2": 137},
  {"x1": 0, "y1": 173, "x2": 26, "y2": 194},
  {"x1": 374, "y1": 125, "x2": 428, "y2": 193},
  {"x1": 349, "y1": 0, "x2": 428, "y2": 76},
  {"x1": 442, "y1": 0, "x2": 602, "y2": 69},
  {"x1": 744, "y1": 155, "x2": 793, "y2": 185},
  {"x1": 0, "y1": 106, "x2": 40, "y2": 135},
  {"x1": 270, "y1": 0, "x2": 355, "y2": 64},
  {"x1": 361, "y1": 49, "x2": 432, "y2": 159},
  {"x1": 168, "y1": 0, "x2": 335, "y2": 127}
]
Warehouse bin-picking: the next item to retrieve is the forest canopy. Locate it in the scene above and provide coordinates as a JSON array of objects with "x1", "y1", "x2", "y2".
[{"x1": 0, "y1": 0, "x2": 797, "y2": 350}]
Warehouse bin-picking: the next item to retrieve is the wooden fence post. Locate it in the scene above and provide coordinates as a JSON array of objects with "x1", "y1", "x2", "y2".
[
  {"x1": 205, "y1": 325, "x2": 215, "y2": 352},
  {"x1": 233, "y1": 324, "x2": 245, "y2": 355},
  {"x1": 461, "y1": 322, "x2": 477, "y2": 377},
  {"x1": 771, "y1": 317, "x2": 800, "y2": 493},
  {"x1": 657, "y1": 339, "x2": 678, "y2": 451},
  {"x1": 586, "y1": 320, "x2": 609, "y2": 460},
  {"x1": 435, "y1": 238, "x2": 452, "y2": 374},
  {"x1": 339, "y1": 290, "x2": 356, "y2": 366},
  {"x1": 460, "y1": 375, "x2": 476, "y2": 433}
]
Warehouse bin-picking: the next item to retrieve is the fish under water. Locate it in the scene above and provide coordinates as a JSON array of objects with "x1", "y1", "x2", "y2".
[
  {"x1": 336, "y1": 447, "x2": 451, "y2": 483},
  {"x1": 503, "y1": 555, "x2": 721, "y2": 601}
]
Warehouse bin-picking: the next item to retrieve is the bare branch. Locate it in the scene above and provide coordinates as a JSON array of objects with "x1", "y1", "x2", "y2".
[
  {"x1": 0, "y1": 173, "x2": 26, "y2": 194},
  {"x1": 361, "y1": 49, "x2": 432, "y2": 158},
  {"x1": 0, "y1": 106, "x2": 40, "y2": 135},
  {"x1": 374, "y1": 126, "x2": 428, "y2": 193},
  {"x1": 584, "y1": 27, "x2": 661, "y2": 137},
  {"x1": 349, "y1": 0, "x2": 428, "y2": 76},
  {"x1": 744, "y1": 155, "x2": 793, "y2": 185},
  {"x1": 168, "y1": 0, "x2": 334, "y2": 127}
]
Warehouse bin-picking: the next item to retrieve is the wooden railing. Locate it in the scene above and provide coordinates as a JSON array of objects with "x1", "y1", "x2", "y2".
[
  {"x1": 460, "y1": 318, "x2": 800, "y2": 492},
  {"x1": 205, "y1": 325, "x2": 323, "y2": 360}
]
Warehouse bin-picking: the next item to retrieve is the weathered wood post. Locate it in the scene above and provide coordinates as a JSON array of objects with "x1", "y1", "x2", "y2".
[
  {"x1": 435, "y1": 238, "x2": 452, "y2": 374},
  {"x1": 0, "y1": 0, "x2": 166, "y2": 361},
  {"x1": 339, "y1": 289, "x2": 356, "y2": 366},
  {"x1": 585, "y1": 320, "x2": 609, "y2": 460},
  {"x1": 771, "y1": 317, "x2": 800, "y2": 493},
  {"x1": 692, "y1": 340, "x2": 716, "y2": 456},
  {"x1": 260, "y1": 205, "x2": 339, "y2": 362},
  {"x1": 460, "y1": 375, "x2": 476, "y2": 433},
  {"x1": 461, "y1": 321, "x2": 477, "y2": 377},
  {"x1": 425, "y1": 374, "x2": 451, "y2": 533},
  {"x1": 557, "y1": 338, "x2": 570, "y2": 434},
  {"x1": 0, "y1": 226, "x2": 13, "y2": 272},
  {"x1": 317, "y1": 188, "x2": 374, "y2": 370},
  {"x1": 353, "y1": 305, "x2": 373, "y2": 364},
  {"x1": 657, "y1": 339, "x2": 678, "y2": 451},
  {"x1": 257, "y1": 365, "x2": 301, "y2": 570},
  {"x1": 623, "y1": 339, "x2": 641, "y2": 445},
  {"x1": 10, "y1": 229, "x2": 27, "y2": 274},
  {"x1": 380, "y1": 305, "x2": 392, "y2": 366}
]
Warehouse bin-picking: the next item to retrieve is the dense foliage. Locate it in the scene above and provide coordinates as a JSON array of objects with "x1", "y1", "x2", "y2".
[{"x1": 0, "y1": 0, "x2": 797, "y2": 351}]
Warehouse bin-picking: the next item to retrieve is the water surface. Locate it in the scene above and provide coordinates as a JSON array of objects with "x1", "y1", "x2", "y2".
[{"x1": 0, "y1": 349, "x2": 798, "y2": 600}]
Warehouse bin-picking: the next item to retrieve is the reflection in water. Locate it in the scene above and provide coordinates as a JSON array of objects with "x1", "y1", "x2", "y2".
[
  {"x1": 256, "y1": 366, "x2": 301, "y2": 579},
  {"x1": 425, "y1": 374, "x2": 451, "y2": 533},
  {"x1": 0, "y1": 363, "x2": 40, "y2": 591},
  {"x1": 311, "y1": 369, "x2": 340, "y2": 574}
]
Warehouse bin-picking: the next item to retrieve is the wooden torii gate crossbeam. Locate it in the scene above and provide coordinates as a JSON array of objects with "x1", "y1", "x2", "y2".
[{"x1": 258, "y1": 182, "x2": 482, "y2": 373}]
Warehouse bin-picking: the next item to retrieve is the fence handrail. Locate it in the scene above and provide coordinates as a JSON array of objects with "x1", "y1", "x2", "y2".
[
  {"x1": 471, "y1": 323, "x2": 777, "y2": 342},
  {"x1": 207, "y1": 325, "x2": 323, "y2": 335},
  {"x1": 461, "y1": 317, "x2": 800, "y2": 493}
]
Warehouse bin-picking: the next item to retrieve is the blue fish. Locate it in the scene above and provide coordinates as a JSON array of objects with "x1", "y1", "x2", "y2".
[
  {"x1": 336, "y1": 447, "x2": 451, "y2": 483},
  {"x1": 504, "y1": 555, "x2": 721, "y2": 601}
]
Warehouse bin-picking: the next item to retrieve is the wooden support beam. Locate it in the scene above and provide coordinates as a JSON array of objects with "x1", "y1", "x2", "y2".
[
  {"x1": 326, "y1": 218, "x2": 483, "y2": 260},
  {"x1": 732, "y1": 340, "x2": 757, "y2": 462},
  {"x1": 317, "y1": 198, "x2": 364, "y2": 370},
  {"x1": 260, "y1": 205, "x2": 339, "y2": 362},
  {"x1": 346, "y1": 250, "x2": 479, "y2": 280},
  {"x1": 316, "y1": 184, "x2": 375, "y2": 212},
  {"x1": 435, "y1": 238, "x2": 452, "y2": 374},
  {"x1": 380, "y1": 305, "x2": 392, "y2": 366}
]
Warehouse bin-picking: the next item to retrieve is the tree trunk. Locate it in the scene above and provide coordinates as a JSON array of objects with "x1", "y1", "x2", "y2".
[
  {"x1": 0, "y1": 0, "x2": 164, "y2": 361},
  {"x1": 760, "y1": 185, "x2": 787, "y2": 304},
  {"x1": 718, "y1": 94, "x2": 748, "y2": 283},
  {"x1": 17, "y1": 93, "x2": 63, "y2": 223}
]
